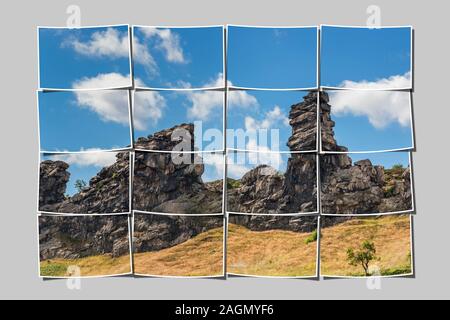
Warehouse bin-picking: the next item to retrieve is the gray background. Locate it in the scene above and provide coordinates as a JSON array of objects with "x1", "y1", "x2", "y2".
[{"x1": 0, "y1": 0, "x2": 447, "y2": 299}]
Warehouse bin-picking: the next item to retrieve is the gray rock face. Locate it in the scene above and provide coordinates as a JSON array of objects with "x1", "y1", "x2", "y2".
[
  {"x1": 228, "y1": 93, "x2": 319, "y2": 215},
  {"x1": 318, "y1": 91, "x2": 412, "y2": 214},
  {"x1": 38, "y1": 91, "x2": 413, "y2": 257},
  {"x1": 229, "y1": 215, "x2": 318, "y2": 233},
  {"x1": 287, "y1": 93, "x2": 318, "y2": 151},
  {"x1": 39, "y1": 153, "x2": 130, "y2": 214},
  {"x1": 39, "y1": 215, "x2": 130, "y2": 260},
  {"x1": 39, "y1": 161, "x2": 70, "y2": 208},
  {"x1": 133, "y1": 213, "x2": 223, "y2": 252},
  {"x1": 133, "y1": 123, "x2": 223, "y2": 214},
  {"x1": 228, "y1": 91, "x2": 412, "y2": 231},
  {"x1": 135, "y1": 123, "x2": 195, "y2": 152}
]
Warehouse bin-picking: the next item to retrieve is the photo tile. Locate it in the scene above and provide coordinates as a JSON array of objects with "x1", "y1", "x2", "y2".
[
  {"x1": 320, "y1": 214, "x2": 413, "y2": 278},
  {"x1": 227, "y1": 90, "x2": 318, "y2": 152},
  {"x1": 133, "y1": 213, "x2": 224, "y2": 277},
  {"x1": 132, "y1": 26, "x2": 224, "y2": 89},
  {"x1": 133, "y1": 90, "x2": 224, "y2": 152},
  {"x1": 38, "y1": 151, "x2": 130, "y2": 214},
  {"x1": 320, "y1": 90, "x2": 414, "y2": 153},
  {"x1": 133, "y1": 151, "x2": 224, "y2": 214},
  {"x1": 38, "y1": 214, "x2": 132, "y2": 278},
  {"x1": 227, "y1": 151, "x2": 318, "y2": 214},
  {"x1": 227, "y1": 214, "x2": 318, "y2": 278},
  {"x1": 38, "y1": 25, "x2": 132, "y2": 90},
  {"x1": 320, "y1": 152, "x2": 414, "y2": 215},
  {"x1": 38, "y1": 90, "x2": 132, "y2": 153},
  {"x1": 320, "y1": 25, "x2": 412, "y2": 90},
  {"x1": 227, "y1": 26, "x2": 318, "y2": 89}
]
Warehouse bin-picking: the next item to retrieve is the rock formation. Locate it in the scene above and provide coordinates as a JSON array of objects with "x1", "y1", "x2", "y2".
[
  {"x1": 228, "y1": 93, "x2": 319, "y2": 215},
  {"x1": 39, "y1": 215, "x2": 130, "y2": 260},
  {"x1": 133, "y1": 213, "x2": 223, "y2": 252},
  {"x1": 230, "y1": 215, "x2": 318, "y2": 233},
  {"x1": 39, "y1": 152, "x2": 130, "y2": 214},
  {"x1": 39, "y1": 160, "x2": 70, "y2": 207},
  {"x1": 134, "y1": 124, "x2": 222, "y2": 214},
  {"x1": 319, "y1": 92, "x2": 412, "y2": 214},
  {"x1": 38, "y1": 91, "x2": 413, "y2": 255}
]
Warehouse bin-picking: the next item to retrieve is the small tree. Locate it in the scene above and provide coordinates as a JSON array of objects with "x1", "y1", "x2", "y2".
[
  {"x1": 346, "y1": 241, "x2": 377, "y2": 276},
  {"x1": 74, "y1": 179, "x2": 87, "y2": 193}
]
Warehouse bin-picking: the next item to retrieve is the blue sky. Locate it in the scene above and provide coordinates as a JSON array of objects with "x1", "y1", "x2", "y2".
[
  {"x1": 227, "y1": 26, "x2": 317, "y2": 89},
  {"x1": 39, "y1": 26, "x2": 131, "y2": 89},
  {"x1": 133, "y1": 26, "x2": 223, "y2": 88},
  {"x1": 39, "y1": 91, "x2": 132, "y2": 152},
  {"x1": 227, "y1": 90, "x2": 312, "y2": 152},
  {"x1": 321, "y1": 26, "x2": 412, "y2": 88},
  {"x1": 327, "y1": 90, "x2": 413, "y2": 152},
  {"x1": 42, "y1": 152, "x2": 122, "y2": 196},
  {"x1": 133, "y1": 90, "x2": 224, "y2": 151}
]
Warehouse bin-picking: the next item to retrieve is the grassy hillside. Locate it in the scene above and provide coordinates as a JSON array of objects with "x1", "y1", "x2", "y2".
[
  {"x1": 321, "y1": 215, "x2": 412, "y2": 277},
  {"x1": 134, "y1": 226, "x2": 224, "y2": 277},
  {"x1": 228, "y1": 224, "x2": 318, "y2": 277},
  {"x1": 40, "y1": 255, "x2": 131, "y2": 277},
  {"x1": 40, "y1": 215, "x2": 412, "y2": 278}
]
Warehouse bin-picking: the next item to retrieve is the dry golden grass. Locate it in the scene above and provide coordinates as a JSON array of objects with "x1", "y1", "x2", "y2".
[
  {"x1": 40, "y1": 255, "x2": 131, "y2": 277},
  {"x1": 227, "y1": 224, "x2": 318, "y2": 277},
  {"x1": 40, "y1": 216, "x2": 412, "y2": 278},
  {"x1": 134, "y1": 227, "x2": 224, "y2": 277},
  {"x1": 321, "y1": 215, "x2": 412, "y2": 277}
]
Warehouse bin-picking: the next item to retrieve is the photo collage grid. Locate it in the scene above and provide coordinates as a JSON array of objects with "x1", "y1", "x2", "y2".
[{"x1": 37, "y1": 24, "x2": 415, "y2": 279}]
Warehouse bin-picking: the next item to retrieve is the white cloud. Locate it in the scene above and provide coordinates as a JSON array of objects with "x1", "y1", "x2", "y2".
[
  {"x1": 339, "y1": 72, "x2": 412, "y2": 90},
  {"x1": 133, "y1": 36, "x2": 158, "y2": 75},
  {"x1": 186, "y1": 90, "x2": 224, "y2": 120},
  {"x1": 64, "y1": 28, "x2": 130, "y2": 59},
  {"x1": 49, "y1": 150, "x2": 117, "y2": 168},
  {"x1": 244, "y1": 105, "x2": 289, "y2": 133},
  {"x1": 228, "y1": 90, "x2": 259, "y2": 109},
  {"x1": 244, "y1": 105, "x2": 289, "y2": 150},
  {"x1": 140, "y1": 27, "x2": 185, "y2": 63},
  {"x1": 64, "y1": 27, "x2": 159, "y2": 76},
  {"x1": 133, "y1": 81, "x2": 167, "y2": 131},
  {"x1": 331, "y1": 74, "x2": 412, "y2": 129},
  {"x1": 185, "y1": 74, "x2": 257, "y2": 120},
  {"x1": 201, "y1": 153, "x2": 224, "y2": 180},
  {"x1": 73, "y1": 73, "x2": 166, "y2": 131}
]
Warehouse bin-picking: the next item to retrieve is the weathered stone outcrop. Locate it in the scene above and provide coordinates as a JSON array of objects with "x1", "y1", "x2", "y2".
[
  {"x1": 319, "y1": 92, "x2": 412, "y2": 214},
  {"x1": 228, "y1": 93, "x2": 320, "y2": 215},
  {"x1": 135, "y1": 123, "x2": 195, "y2": 152},
  {"x1": 229, "y1": 215, "x2": 318, "y2": 233},
  {"x1": 287, "y1": 93, "x2": 317, "y2": 151},
  {"x1": 133, "y1": 123, "x2": 222, "y2": 214},
  {"x1": 39, "y1": 215, "x2": 130, "y2": 260},
  {"x1": 39, "y1": 152, "x2": 130, "y2": 214},
  {"x1": 228, "y1": 91, "x2": 412, "y2": 231},
  {"x1": 39, "y1": 161, "x2": 70, "y2": 207},
  {"x1": 38, "y1": 91, "x2": 414, "y2": 256},
  {"x1": 133, "y1": 213, "x2": 223, "y2": 252}
]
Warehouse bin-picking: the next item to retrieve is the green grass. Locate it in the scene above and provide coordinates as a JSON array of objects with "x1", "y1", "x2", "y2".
[
  {"x1": 321, "y1": 215, "x2": 412, "y2": 277},
  {"x1": 304, "y1": 229, "x2": 319, "y2": 244},
  {"x1": 40, "y1": 255, "x2": 131, "y2": 277},
  {"x1": 227, "y1": 178, "x2": 242, "y2": 190}
]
